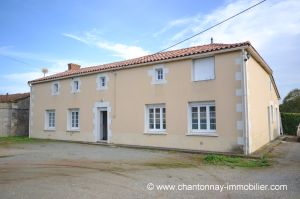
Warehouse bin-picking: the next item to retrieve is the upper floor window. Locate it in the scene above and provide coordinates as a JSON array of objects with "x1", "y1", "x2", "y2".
[
  {"x1": 189, "y1": 102, "x2": 216, "y2": 134},
  {"x1": 45, "y1": 110, "x2": 55, "y2": 130},
  {"x1": 97, "y1": 74, "x2": 109, "y2": 90},
  {"x1": 146, "y1": 104, "x2": 166, "y2": 133},
  {"x1": 148, "y1": 65, "x2": 168, "y2": 85},
  {"x1": 71, "y1": 78, "x2": 81, "y2": 93},
  {"x1": 193, "y1": 57, "x2": 215, "y2": 81},
  {"x1": 155, "y1": 68, "x2": 164, "y2": 80},
  {"x1": 51, "y1": 82, "x2": 60, "y2": 95}
]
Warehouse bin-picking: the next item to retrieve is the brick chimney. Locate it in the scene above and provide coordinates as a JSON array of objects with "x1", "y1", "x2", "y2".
[{"x1": 68, "y1": 63, "x2": 81, "y2": 71}]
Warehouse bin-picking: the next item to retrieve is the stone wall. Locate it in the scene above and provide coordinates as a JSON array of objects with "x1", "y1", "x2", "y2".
[{"x1": 0, "y1": 97, "x2": 29, "y2": 136}]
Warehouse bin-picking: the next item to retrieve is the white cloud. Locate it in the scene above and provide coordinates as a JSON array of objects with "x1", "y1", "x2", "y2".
[
  {"x1": 0, "y1": 47, "x2": 100, "y2": 94},
  {"x1": 63, "y1": 32, "x2": 149, "y2": 59},
  {"x1": 62, "y1": 33, "x2": 89, "y2": 44},
  {"x1": 96, "y1": 42, "x2": 149, "y2": 59},
  {"x1": 157, "y1": 0, "x2": 300, "y2": 98},
  {"x1": 158, "y1": 0, "x2": 300, "y2": 49}
]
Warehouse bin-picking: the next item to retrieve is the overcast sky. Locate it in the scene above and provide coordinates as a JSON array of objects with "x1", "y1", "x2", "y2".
[{"x1": 0, "y1": 0, "x2": 299, "y2": 99}]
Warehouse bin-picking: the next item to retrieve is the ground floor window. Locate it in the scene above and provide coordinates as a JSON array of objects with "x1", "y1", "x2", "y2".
[
  {"x1": 189, "y1": 102, "x2": 216, "y2": 133},
  {"x1": 146, "y1": 104, "x2": 166, "y2": 132},
  {"x1": 68, "y1": 108, "x2": 80, "y2": 130},
  {"x1": 45, "y1": 110, "x2": 55, "y2": 130}
]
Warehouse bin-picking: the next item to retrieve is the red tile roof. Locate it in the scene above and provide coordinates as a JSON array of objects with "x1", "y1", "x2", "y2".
[
  {"x1": 29, "y1": 42, "x2": 251, "y2": 84},
  {"x1": 0, "y1": 93, "x2": 30, "y2": 103}
]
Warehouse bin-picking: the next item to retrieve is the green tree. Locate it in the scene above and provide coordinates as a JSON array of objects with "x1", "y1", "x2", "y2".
[{"x1": 280, "y1": 89, "x2": 300, "y2": 113}]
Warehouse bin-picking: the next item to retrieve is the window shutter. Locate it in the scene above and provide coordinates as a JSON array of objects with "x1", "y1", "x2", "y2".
[{"x1": 193, "y1": 57, "x2": 215, "y2": 81}]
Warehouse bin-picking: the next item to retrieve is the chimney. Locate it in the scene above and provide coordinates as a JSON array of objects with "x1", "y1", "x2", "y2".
[
  {"x1": 210, "y1": 37, "x2": 214, "y2": 44},
  {"x1": 68, "y1": 63, "x2": 81, "y2": 71}
]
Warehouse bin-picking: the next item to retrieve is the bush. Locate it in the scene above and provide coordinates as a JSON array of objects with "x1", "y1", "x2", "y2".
[{"x1": 281, "y1": 113, "x2": 300, "y2": 135}]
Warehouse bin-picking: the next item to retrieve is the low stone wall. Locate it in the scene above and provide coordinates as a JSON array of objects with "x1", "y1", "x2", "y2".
[{"x1": 0, "y1": 97, "x2": 29, "y2": 136}]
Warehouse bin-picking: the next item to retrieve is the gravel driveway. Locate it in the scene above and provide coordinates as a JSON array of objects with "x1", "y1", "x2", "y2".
[{"x1": 0, "y1": 140, "x2": 299, "y2": 199}]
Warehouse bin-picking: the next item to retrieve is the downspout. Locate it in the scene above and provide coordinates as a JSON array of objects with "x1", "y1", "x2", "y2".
[
  {"x1": 28, "y1": 82, "x2": 32, "y2": 138},
  {"x1": 242, "y1": 49, "x2": 250, "y2": 155}
]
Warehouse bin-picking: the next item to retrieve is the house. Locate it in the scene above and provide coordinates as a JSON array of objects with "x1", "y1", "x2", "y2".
[
  {"x1": 0, "y1": 93, "x2": 30, "y2": 137},
  {"x1": 28, "y1": 41, "x2": 280, "y2": 154}
]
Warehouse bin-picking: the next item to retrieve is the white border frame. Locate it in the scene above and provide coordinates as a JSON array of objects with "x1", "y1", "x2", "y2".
[
  {"x1": 148, "y1": 64, "x2": 169, "y2": 85},
  {"x1": 144, "y1": 103, "x2": 167, "y2": 134},
  {"x1": 44, "y1": 109, "x2": 56, "y2": 131},
  {"x1": 67, "y1": 108, "x2": 80, "y2": 131},
  {"x1": 93, "y1": 101, "x2": 112, "y2": 142},
  {"x1": 70, "y1": 77, "x2": 81, "y2": 93},
  {"x1": 96, "y1": 73, "x2": 109, "y2": 91},
  {"x1": 51, "y1": 81, "x2": 60, "y2": 96},
  {"x1": 187, "y1": 101, "x2": 217, "y2": 136}
]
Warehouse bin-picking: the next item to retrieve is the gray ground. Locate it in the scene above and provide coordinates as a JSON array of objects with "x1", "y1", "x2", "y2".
[{"x1": 0, "y1": 140, "x2": 299, "y2": 199}]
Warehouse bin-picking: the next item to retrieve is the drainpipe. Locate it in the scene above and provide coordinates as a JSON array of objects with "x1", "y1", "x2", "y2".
[
  {"x1": 27, "y1": 82, "x2": 32, "y2": 138},
  {"x1": 242, "y1": 49, "x2": 250, "y2": 155}
]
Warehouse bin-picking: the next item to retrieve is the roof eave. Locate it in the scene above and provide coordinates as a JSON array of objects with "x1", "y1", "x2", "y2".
[
  {"x1": 29, "y1": 46, "x2": 247, "y2": 85},
  {"x1": 245, "y1": 45, "x2": 281, "y2": 99}
]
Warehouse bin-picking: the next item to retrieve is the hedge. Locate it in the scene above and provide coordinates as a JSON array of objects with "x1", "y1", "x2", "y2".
[{"x1": 281, "y1": 112, "x2": 300, "y2": 135}]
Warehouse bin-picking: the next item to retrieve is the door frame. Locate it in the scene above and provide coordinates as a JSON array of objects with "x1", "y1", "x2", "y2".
[
  {"x1": 93, "y1": 101, "x2": 112, "y2": 143},
  {"x1": 99, "y1": 107, "x2": 108, "y2": 141}
]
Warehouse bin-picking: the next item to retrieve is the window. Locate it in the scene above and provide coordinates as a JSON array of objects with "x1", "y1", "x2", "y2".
[
  {"x1": 51, "y1": 82, "x2": 60, "y2": 95},
  {"x1": 193, "y1": 57, "x2": 215, "y2": 81},
  {"x1": 45, "y1": 110, "x2": 55, "y2": 130},
  {"x1": 155, "y1": 68, "x2": 164, "y2": 80},
  {"x1": 100, "y1": 77, "x2": 106, "y2": 87},
  {"x1": 146, "y1": 104, "x2": 166, "y2": 132},
  {"x1": 68, "y1": 109, "x2": 80, "y2": 130},
  {"x1": 148, "y1": 65, "x2": 168, "y2": 84},
  {"x1": 271, "y1": 105, "x2": 274, "y2": 123},
  {"x1": 97, "y1": 74, "x2": 108, "y2": 90},
  {"x1": 71, "y1": 78, "x2": 80, "y2": 93},
  {"x1": 189, "y1": 102, "x2": 216, "y2": 133}
]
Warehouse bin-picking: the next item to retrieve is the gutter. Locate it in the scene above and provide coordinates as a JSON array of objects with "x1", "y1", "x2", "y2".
[
  {"x1": 241, "y1": 49, "x2": 250, "y2": 155},
  {"x1": 28, "y1": 82, "x2": 32, "y2": 138}
]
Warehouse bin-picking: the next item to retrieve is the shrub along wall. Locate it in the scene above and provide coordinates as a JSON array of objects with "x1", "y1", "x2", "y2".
[{"x1": 281, "y1": 113, "x2": 300, "y2": 135}]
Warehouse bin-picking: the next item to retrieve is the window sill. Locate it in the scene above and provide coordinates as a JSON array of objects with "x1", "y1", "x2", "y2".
[
  {"x1": 192, "y1": 78, "x2": 215, "y2": 82},
  {"x1": 186, "y1": 132, "x2": 218, "y2": 137},
  {"x1": 151, "y1": 80, "x2": 167, "y2": 85},
  {"x1": 97, "y1": 87, "x2": 108, "y2": 91},
  {"x1": 144, "y1": 132, "x2": 167, "y2": 135},
  {"x1": 66, "y1": 129, "x2": 80, "y2": 133},
  {"x1": 44, "y1": 129, "x2": 56, "y2": 132}
]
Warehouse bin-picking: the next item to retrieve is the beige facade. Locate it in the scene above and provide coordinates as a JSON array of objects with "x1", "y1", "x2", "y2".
[{"x1": 29, "y1": 44, "x2": 280, "y2": 154}]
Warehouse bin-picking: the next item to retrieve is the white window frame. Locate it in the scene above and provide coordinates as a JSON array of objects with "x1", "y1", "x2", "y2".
[
  {"x1": 188, "y1": 102, "x2": 216, "y2": 135},
  {"x1": 51, "y1": 81, "x2": 60, "y2": 96},
  {"x1": 67, "y1": 108, "x2": 80, "y2": 131},
  {"x1": 145, "y1": 104, "x2": 166, "y2": 134},
  {"x1": 271, "y1": 105, "x2": 274, "y2": 123},
  {"x1": 71, "y1": 78, "x2": 81, "y2": 93},
  {"x1": 96, "y1": 74, "x2": 109, "y2": 90},
  {"x1": 155, "y1": 68, "x2": 164, "y2": 81},
  {"x1": 192, "y1": 57, "x2": 215, "y2": 81},
  {"x1": 148, "y1": 64, "x2": 169, "y2": 85},
  {"x1": 44, "y1": 110, "x2": 55, "y2": 130}
]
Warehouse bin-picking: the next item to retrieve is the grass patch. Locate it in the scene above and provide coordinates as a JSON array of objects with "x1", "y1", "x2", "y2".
[
  {"x1": 203, "y1": 154, "x2": 271, "y2": 168},
  {"x1": 0, "y1": 136, "x2": 37, "y2": 144}
]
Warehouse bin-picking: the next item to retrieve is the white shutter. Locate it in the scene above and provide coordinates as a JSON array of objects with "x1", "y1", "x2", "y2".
[{"x1": 193, "y1": 57, "x2": 215, "y2": 81}]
